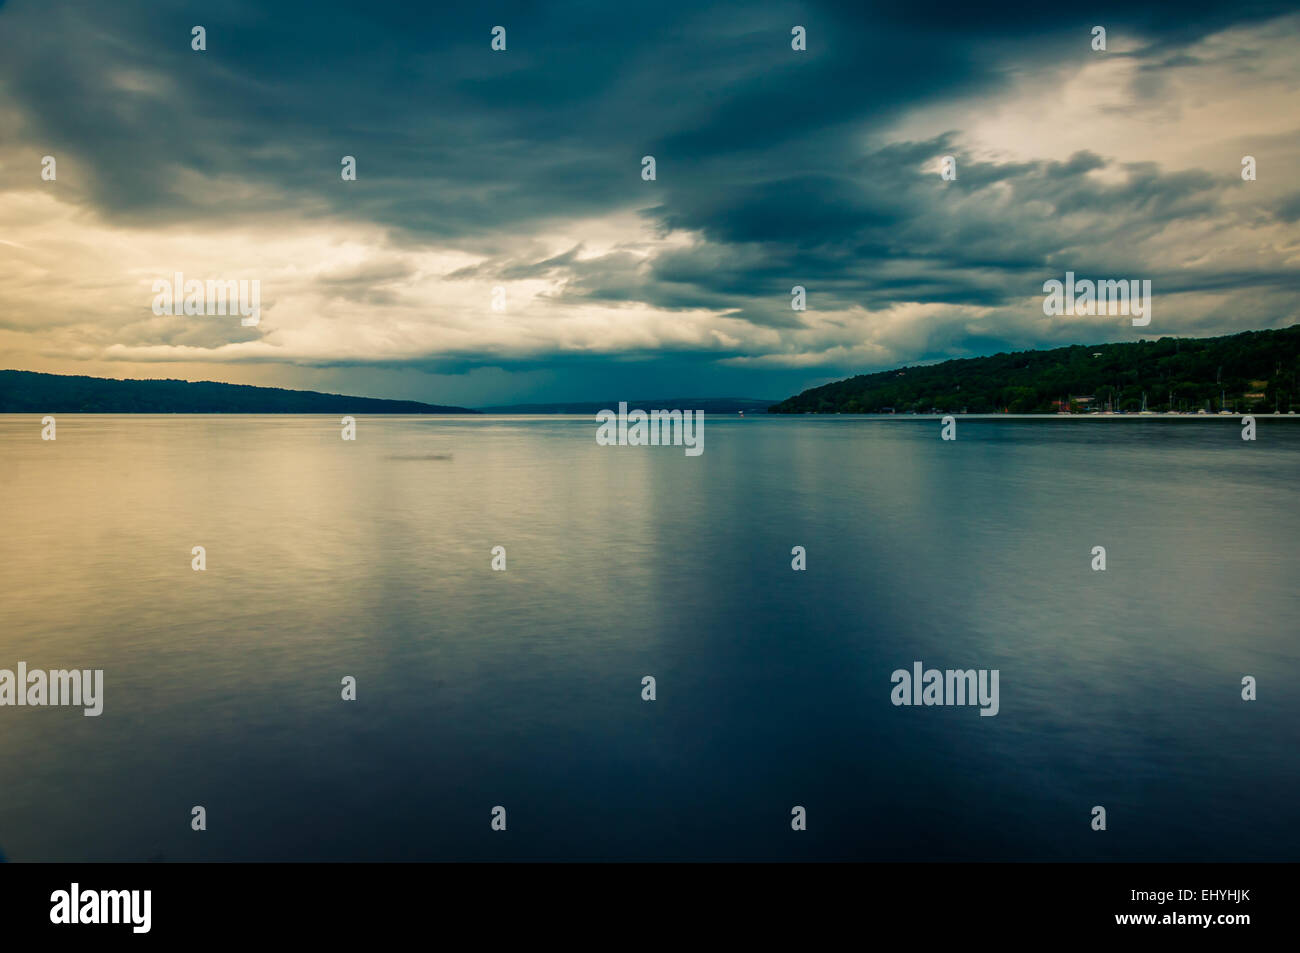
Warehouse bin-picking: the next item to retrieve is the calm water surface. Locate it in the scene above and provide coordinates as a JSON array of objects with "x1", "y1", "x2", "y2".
[{"x1": 1, "y1": 414, "x2": 1297, "y2": 861}]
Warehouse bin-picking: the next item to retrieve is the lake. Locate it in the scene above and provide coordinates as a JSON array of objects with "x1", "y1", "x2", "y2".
[{"x1": 1, "y1": 414, "x2": 1297, "y2": 861}]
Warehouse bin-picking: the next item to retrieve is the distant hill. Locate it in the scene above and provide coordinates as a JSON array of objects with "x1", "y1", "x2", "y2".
[
  {"x1": 0, "y1": 371, "x2": 477, "y2": 414},
  {"x1": 479, "y1": 397, "x2": 776, "y2": 414},
  {"x1": 769, "y1": 326, "x2": 1300, "y2": 414}
]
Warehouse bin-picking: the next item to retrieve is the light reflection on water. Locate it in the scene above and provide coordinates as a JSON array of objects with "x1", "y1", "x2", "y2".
[{"x1": 0, "y1": 415, "x2": 1296, "y2": 861}]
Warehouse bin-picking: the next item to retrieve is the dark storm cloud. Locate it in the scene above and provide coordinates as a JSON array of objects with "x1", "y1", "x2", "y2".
[
  {"x1": 524, "y1": 144, "x2": 1271, "y2": 323},
  {"x1": 3, "y1": 0, "x2": 1285, "y2": 232},
  {"x1": 1273, "y1": 191, "x2": 1300, "y2": 223}
]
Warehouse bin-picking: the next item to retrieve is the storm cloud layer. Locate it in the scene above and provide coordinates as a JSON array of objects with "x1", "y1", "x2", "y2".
[{"x1": 1, "y1": 0, "x2": 1297, "y2": 404}]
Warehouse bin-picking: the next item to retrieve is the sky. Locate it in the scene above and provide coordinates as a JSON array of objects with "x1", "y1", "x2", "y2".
[{"x1": 1, "y1": 0, "x2": 1298, "y2": 407}]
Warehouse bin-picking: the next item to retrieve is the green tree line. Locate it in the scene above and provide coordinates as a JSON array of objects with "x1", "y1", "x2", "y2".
[
  {"x1": 769, "y1": 326, "x2": 1300, "y2": 414},
  {"x1": 0, "y1": 371, "x2": 476, "y2": 414}
]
